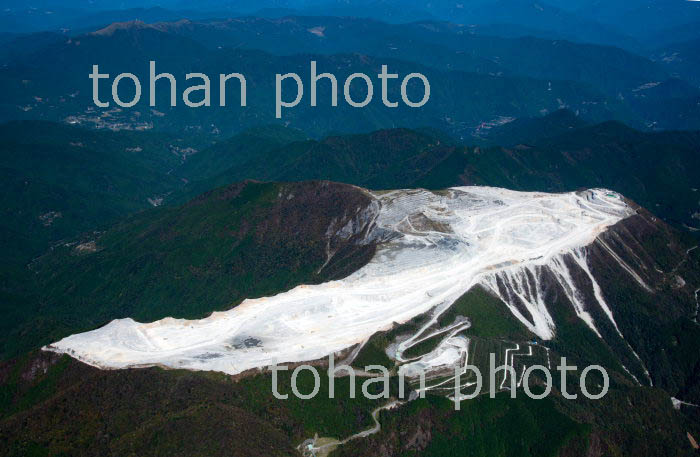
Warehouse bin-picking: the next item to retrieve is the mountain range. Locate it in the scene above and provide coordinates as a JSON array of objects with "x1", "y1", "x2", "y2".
[
  {"x1": 2, "y1": 15, "x2": 700, "y2": 137},
  {"x1": 5, "y1": 0, "x2": 700, "y2": 49},
  {"x1": 2, "y1": 178, "x2": 699, "y2": 456},
  {"x1": 1, "y1": 5, "x2": 700, "y2": 457},
  {"x1": 0, "y1": 115, "x2": 697, "y2": 456}
]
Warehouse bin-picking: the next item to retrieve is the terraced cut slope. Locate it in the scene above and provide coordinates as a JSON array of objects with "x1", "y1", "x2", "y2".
[{"x1": 46, "y1": 186, "x2": 633, "y2": 376}]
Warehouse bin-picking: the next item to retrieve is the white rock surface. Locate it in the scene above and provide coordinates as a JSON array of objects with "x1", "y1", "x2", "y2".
[{"x1": 45, "y1": 187, "x2": 633, "y2": 375}]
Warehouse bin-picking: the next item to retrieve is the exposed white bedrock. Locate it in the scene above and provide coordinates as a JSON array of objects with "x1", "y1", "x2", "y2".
[{"x1": 45, "y1": 187, "x2": 633, "y2": 375}]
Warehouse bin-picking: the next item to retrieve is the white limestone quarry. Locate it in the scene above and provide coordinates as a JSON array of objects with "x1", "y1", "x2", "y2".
[{"x1": 45, "y1": 186, "x2": 634, "y2": 376}]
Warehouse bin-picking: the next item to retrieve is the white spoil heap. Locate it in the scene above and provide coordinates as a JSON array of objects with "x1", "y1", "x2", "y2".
[{"x1": 45, "y1": 187, "x2": 633, "y2": 375}]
